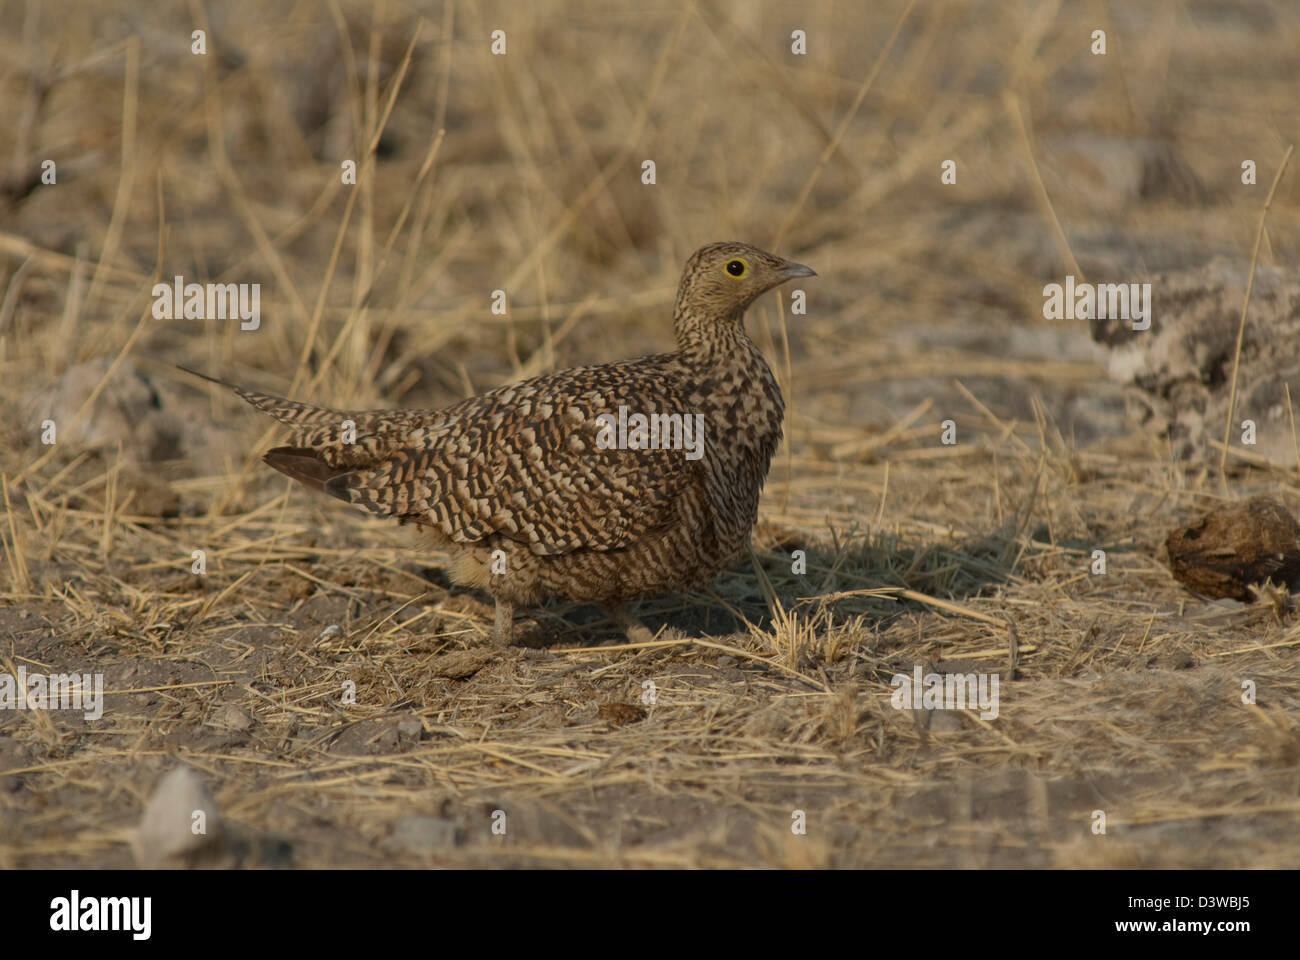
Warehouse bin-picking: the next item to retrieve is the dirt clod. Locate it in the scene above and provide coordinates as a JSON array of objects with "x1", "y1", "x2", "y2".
[{"x1": 1166, "y1": 496, "x2": 1300, "y2": 601}]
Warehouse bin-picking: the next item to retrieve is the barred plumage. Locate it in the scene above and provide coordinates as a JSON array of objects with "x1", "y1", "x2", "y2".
[{"x1": 184, "y1": 242, "x2": 815, "y2": 644}]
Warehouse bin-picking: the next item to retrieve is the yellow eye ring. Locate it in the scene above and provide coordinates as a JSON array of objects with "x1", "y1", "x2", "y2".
[{"x1": 724, "y1": 258, "x2": 749, "y2": 278}]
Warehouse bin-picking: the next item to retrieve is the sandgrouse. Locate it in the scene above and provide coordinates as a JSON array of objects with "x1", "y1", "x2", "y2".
[{"x1": 185, "y1": 242, "x2": 814, "y2": 644}]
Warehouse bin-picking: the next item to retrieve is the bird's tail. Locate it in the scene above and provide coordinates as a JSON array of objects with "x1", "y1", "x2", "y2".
[
  {"x1": 176, "y1": 365, "x2": 345, "y2": 430},
  {"x1": 178, "y1": 365, "x2": 382, "y2": 502}
]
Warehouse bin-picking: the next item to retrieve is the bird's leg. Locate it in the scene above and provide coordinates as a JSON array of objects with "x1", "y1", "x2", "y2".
[
  {"x1": 604, "y1": 604, "x2": 656, "y2": 644},
  {"x1": 493, "y1": 599, "x2": 514, "y2": 646}
]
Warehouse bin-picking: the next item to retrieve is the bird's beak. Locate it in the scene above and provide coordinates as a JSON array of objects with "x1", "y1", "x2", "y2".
[{"x1": 779, "y1": 261, "x2": 816, "y2": 279}]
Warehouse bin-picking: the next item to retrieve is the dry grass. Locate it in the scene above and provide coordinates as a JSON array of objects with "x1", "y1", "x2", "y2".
[{"x1": 2, "y1": 0, "x2": 1300, "y2": 868}]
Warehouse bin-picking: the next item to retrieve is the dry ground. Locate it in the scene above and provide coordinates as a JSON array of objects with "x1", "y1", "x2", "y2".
[{"x1": 2, "y1": 0, "x2": 1300, "y2": 868}]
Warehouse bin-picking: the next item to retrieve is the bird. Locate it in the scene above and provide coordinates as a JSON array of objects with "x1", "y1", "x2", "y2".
[{"x1": 182, "y1": 242, "x2": 815, "y2": 645}]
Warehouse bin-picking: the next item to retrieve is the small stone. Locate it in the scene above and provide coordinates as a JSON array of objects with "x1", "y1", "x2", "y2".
[
  {"x1": 396, "y1": 716, "x2": 424, "y2": 739},
  {"x1": 133, "y1": 766, "x2": 224, "y2": 868},
  {"x1": 928, "y1": 710, "x2": 965, "y2": 732},
  {"x1": 216, "y1": 705, "x2": 254, "y2": 731},
  {"x1": 383, "y1": 815, "x2": 461, "y2": 854}
]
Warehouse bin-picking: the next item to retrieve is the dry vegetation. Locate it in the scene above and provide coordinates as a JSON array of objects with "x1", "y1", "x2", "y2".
[{"x1": 2, "y1": 0, "x2": 1300, "y2": 868}]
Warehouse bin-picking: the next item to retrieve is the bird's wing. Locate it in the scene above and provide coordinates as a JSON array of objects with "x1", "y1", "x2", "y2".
[
  {"x1": 338, "y1": 362, "x2": 699, "y2": 554},
  {"x1": 221, "y1": 361, "x2": 701, "y2": 555}
]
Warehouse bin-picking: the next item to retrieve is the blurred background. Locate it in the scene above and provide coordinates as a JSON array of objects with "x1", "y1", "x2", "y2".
[{"x1": 2, "y1": 0, "x2": 1295, "y2": 473}]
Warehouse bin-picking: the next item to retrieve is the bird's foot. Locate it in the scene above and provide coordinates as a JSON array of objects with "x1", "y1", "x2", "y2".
[
  {"x1": 492, "y1": 599, "x2": 515, "y2": 646},
  {"x1": 603, "y1": 604, "x2": 657, "y2": 644}
]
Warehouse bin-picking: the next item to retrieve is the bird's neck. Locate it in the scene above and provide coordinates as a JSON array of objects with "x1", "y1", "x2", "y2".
[
  {"x1": 672, "y1": 304, "x2": 785, "y2": 436},
  {"x1": 674, "y1": 307, "x2": 748, "y2": 364}
]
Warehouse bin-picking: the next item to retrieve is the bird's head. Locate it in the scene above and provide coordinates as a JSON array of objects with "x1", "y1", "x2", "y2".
[{"x1": 674, "y1": 242, "x2": 816, "y2": 321}]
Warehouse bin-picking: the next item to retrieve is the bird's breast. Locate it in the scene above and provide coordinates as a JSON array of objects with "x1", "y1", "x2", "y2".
[{"x1": 676, "y1": 347, "x2": 785, "y2": 551}]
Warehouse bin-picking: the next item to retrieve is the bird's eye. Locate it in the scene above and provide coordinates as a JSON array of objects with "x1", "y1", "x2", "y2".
[{"x1": 725, "y1": 258, "x2": 748, "y2": 277}]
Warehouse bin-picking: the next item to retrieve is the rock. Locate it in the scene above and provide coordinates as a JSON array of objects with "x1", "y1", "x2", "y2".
[
  {"x1": 1092, "y1": 258, "x2": 1300, "y2": 467},
  {"x1": 132, "y1": 766, "x2": 225, "y2": 868},
  {"x1": 1166, "y1": 496, "x2": 1300, "y2": 601},
  {"x1": 1039, "y1": 133, "x2": 1204, "y2": 214},
  {"x1": 926, "y1": 710, "x2": 965, "y2": 732},
  {"x1": 396, "y1": 715, "x2": 424, "y2": 739},
  {"x1": 23, "y1": 359, "x2": 185, "y2": 462},
  {"x1": 216, "y1": 705, "x2": 254, "y2": 732},
  {"x1": 383, "y1": 815, "x2": 461, "y2": 855}
]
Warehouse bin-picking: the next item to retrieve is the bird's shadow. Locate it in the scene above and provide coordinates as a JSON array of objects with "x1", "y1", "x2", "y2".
[{"x1": 419, "y1": 523, "x2": 1042, "y2": 649}]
